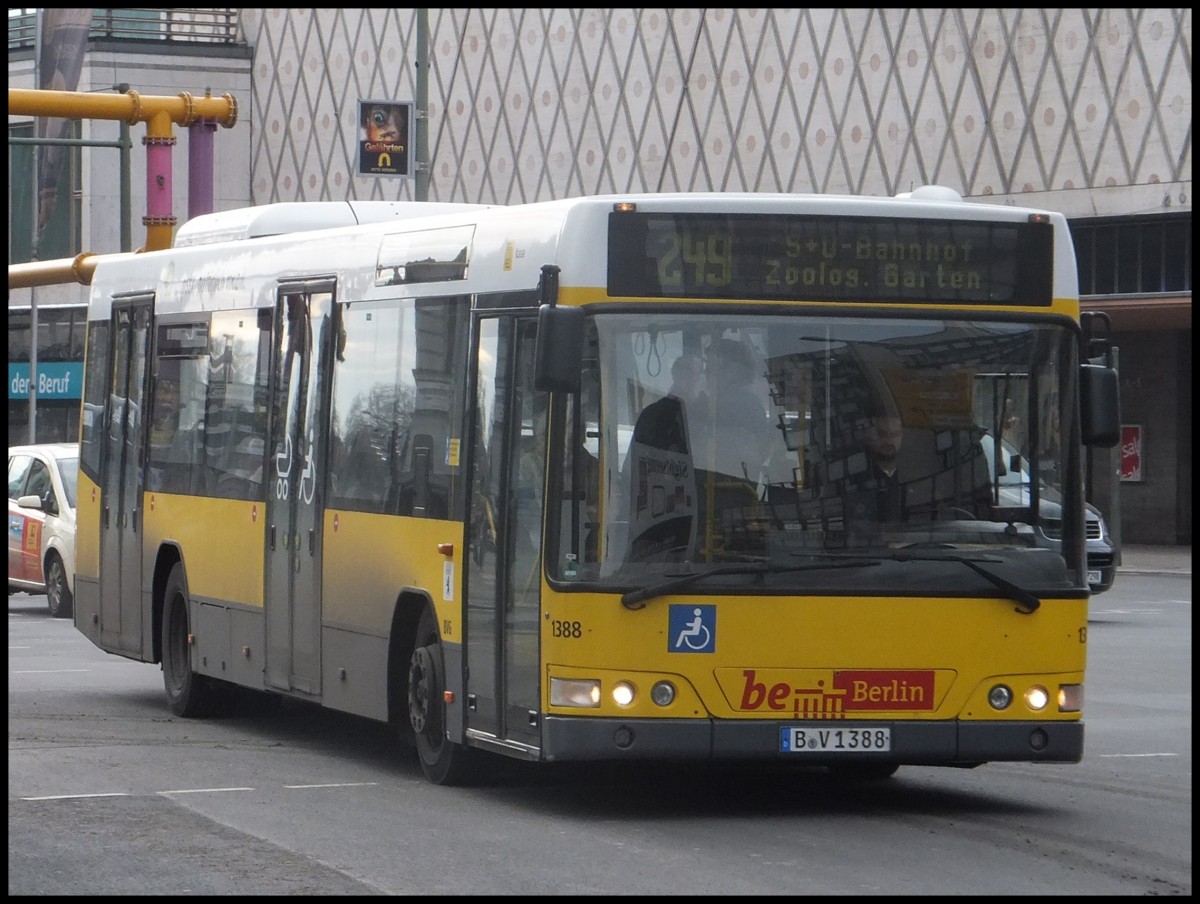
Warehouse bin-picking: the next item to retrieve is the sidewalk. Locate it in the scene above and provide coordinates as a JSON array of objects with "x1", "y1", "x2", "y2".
[{"x1": 1118, "y1": 544, "x2": 1192, "y2": 576}]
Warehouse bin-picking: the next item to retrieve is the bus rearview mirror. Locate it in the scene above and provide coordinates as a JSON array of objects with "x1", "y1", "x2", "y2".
[
  {"x1": 1080, "y1": 363, "x2": 1120, "y2": 447},
  {"x1": 534, "y1": 304, "x2": 583, "y2": 393}
]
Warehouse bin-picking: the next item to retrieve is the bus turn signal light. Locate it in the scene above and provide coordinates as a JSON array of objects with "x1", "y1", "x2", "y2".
[
  {"x1": 550, "y1": 677, "x2": 601, "y2": 708},
  {"x1": 1057, "y1": 684, "x2": 1083, "y2": 712}
]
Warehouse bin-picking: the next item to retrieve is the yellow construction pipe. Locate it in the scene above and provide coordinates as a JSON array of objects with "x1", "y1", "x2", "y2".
[
  {"x1": 8, "y1": 87, "x2": 237, "y2": 128},
  {"x1": 8, "y1": 87, "x2": 238, "y2": 289},
  {"x1": 8, "y1": 252, "x2": 102, "y2": 290}
]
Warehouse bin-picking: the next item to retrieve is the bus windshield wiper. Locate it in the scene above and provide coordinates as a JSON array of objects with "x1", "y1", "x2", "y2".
[
  {"x1": 620, "y1": 558, "x2": 881, "y2": 610},
  {"x1": 884, "y1": 549, "x2": 1041, "y2": 614}
]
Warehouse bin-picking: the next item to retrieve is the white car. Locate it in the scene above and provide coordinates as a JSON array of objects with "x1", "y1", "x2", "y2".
[{"x1": 8, "y1": 443, "x2": 79, "y2": 618}]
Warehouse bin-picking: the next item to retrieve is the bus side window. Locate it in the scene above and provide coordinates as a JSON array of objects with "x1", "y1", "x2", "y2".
[
  {"x1": 336, "y1": 425, "x2": 391, "y2": 514},
  {"x1": 391, "y1": 433, "x2": 448, "y2": 518}
]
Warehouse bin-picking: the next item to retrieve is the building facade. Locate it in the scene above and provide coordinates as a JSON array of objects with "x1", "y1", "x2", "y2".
[{"x1": 7, "y1": 8, "x2": 1191, "y2": 544}]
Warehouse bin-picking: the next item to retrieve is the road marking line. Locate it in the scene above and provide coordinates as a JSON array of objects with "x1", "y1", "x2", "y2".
[
  {"x1": 1096, "y1": 752, "x2": 1179, "y2": 758},
  {"x1": 21, "y1": 792, "x2": 130, "y2": 801},
  {"x1": 11, "y1": 669, "x2": 93, "y2": 674},
  {"x1": 22, "y1": 785, "x2": 379, "y2": 801},
  {"x1": 284, "y1": 782, "x2": 380, "y2": 789}
]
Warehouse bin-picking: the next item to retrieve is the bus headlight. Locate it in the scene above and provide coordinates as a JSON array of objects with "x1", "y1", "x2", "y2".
[
  {"x1": 550, "y1": 678, "x2": 601, "y2": 708},
  {"x1": 988, "y1": 684, "x2": 1014, "y2": 710},
  {"x1": 611, "y1": 682, "x2": 635, "y2": 707},
  {"x1": 1024, "y1": 685, "x2": 1049, "y2": 711}
]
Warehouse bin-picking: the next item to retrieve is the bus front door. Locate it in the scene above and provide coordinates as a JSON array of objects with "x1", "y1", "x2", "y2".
[
  {"x1": 465, "y1": 316, "x2": 542, "y2": 751},
  {"x1": 98, "y1": 299, "x2": 151, "y2": 657},
  {"x1": 264, "y1": 287, "x2": 334, "y2": 696}
]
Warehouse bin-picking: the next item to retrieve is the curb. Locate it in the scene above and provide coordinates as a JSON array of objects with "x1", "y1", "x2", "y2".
[{"x1": 1118, "y1": 568, "x2": 1191, "y2": 577}]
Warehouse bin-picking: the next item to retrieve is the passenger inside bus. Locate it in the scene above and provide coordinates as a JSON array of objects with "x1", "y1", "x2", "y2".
[
  {"x1": 845, "y1": 412, "x2": 906, "y2": 524},
  {"x1": 512, "y1": 402, "x2": 548, "y2": 597},
  {"x1": 630, "y1": 352, "x2": 708, "y2": 454}
]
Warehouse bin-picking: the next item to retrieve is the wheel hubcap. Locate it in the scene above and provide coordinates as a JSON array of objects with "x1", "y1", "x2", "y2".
[{"x1": 408, "y1": 645, "x2": 437, "y2": 735}]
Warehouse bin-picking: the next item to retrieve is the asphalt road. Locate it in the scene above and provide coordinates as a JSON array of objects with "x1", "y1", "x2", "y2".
[{"x1": 8, "y1": 571, "x2": 1191, "y2": 895}]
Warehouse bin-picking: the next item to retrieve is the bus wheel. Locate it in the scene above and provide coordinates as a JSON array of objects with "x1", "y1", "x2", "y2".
[
  {"x1": 161, "y1": 563, "x2": 220, "y2": 718},
  {"x1": 407, "y1": 607, "x2": 474, "y2": 785},
  {"x1": 45, "y1": 552, "x2": 74, "y2": 619}
]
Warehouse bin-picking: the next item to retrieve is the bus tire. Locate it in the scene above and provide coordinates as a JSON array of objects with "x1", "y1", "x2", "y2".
[
  {"x1": 45, "y1": 552, "x2": 74, "y2": 619},
  {"x1": 161, "y1": 562, "x2": 220, "y2": 718},
  {"x1": 407, "y1": 606, "x2": 475, "y2": 785}
]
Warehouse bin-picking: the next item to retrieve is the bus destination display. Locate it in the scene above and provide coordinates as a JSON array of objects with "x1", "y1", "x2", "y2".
[{"x1": 608, "y1": 212, "x2": 1052, "y2": 306}]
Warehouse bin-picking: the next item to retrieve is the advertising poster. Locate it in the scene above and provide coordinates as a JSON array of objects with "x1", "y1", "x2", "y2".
[
  {"x1": 1120, "y1": 424, "x2": 1143, "y2": 482},
  {"x1": 358, "y1": 100, "x2": 412, "y2": 177},
  {"x1": 36, "y1": 8, "x2": 91, "y2": 257}
]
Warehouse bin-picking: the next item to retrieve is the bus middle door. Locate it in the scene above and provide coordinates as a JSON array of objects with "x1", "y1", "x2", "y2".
[{"x1": 264, "y1": 286, "x2": 335, "y2": 696}]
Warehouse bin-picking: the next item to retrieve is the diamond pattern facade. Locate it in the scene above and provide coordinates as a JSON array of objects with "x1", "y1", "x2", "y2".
[
  {"x1": 241, "y1": 8, "x2": 1191, "y2": 215},
  {"x1": 5, "y1": 8, "x2": 1191, "y2": 543}
]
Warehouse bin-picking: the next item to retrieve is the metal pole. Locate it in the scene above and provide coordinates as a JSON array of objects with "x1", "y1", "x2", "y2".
[
  {"x1": 415, "y1": 9, "x2": 430, "y2": 201},
  {"x1": 28, "y1": 287, "x2": 39, "y2": 444},
  {"x1": 1108, "y1": 346, "x2": 1122, "y2": 564},
  {"x1": 28, "y1": 9, "x2": 42, "y2": 444},
  {"x1": 119, "y1": 84, "x2": 132, "y2": 252},
  {"x1": 10, "y1": 137, "x2": 125, "y2": 148}
]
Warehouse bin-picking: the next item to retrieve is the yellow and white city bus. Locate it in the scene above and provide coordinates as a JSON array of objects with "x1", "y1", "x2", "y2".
[{"x1": 74, "y1": 189, "x2": 1120, "y2": 784}]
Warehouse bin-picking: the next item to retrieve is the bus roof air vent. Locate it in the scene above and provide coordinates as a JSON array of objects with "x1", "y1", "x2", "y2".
[{"x1": 895, "y1": 185, "x2": 964, "y2": 203}]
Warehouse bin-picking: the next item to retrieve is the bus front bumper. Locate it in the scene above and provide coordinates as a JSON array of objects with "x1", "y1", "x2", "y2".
[{"x1": 541, "y1": 717, "x2": 1083, "y2": 765}]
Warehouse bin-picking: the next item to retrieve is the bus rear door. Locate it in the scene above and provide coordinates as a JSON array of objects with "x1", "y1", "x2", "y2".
[{"x1": 98, "y1": 298, "x2": 151, "y2": 656}]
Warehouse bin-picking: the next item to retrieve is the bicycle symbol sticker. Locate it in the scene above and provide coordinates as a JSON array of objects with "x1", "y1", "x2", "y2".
[{"x1": 668, "y1": 604, "x2": 716, "y2": 654}]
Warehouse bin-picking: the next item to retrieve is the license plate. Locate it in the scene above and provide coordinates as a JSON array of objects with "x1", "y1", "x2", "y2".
[
  {"x1": 780, "y1": 726, "x2": 891, "y2": 753},
  {"x1": 1087, "y1": 570, "x2": 1102, "y2": 585}
]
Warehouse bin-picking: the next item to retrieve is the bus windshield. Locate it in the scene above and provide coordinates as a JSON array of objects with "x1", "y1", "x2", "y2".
[{"x1": 551, "y1": 312, "x2": 1086, "y2": 597}]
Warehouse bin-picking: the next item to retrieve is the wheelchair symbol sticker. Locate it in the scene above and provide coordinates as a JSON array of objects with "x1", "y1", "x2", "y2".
[{"x1": 668, "y1": 604, "x2": 716, "y2": 653}]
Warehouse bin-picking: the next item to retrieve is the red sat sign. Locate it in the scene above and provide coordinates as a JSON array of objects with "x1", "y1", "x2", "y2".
[{"x1": 1120, "y1": 424, "x2": 1143, "y2": 482}]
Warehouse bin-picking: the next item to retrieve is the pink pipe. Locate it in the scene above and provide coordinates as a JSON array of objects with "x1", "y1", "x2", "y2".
[
  {"x1": 188, "y1": 120, "x2": 217, "y2": 219},
  {"x1": 142, "y1": 111, "x2": 177, "y2": 248},
  {"x1": 145, "y1": 142, "x2": 174, "y2": 219}
]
